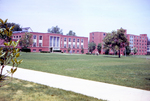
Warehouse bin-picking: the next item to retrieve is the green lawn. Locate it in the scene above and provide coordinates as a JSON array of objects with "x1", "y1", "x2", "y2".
[
  {"x1": 0, "y1": 77, "x2": 103, "y2": 101},
  {"x1": 14, "y1": 52, "x2": 150, "y2": 90}
]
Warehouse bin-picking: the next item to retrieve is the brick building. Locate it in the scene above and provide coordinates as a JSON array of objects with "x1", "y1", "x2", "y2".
[
  {"x1": 11, "y1": 32, "x2": 88, "y2": 54},
  {"x1": 89, "y1": 30, "x2": 147, "y2": 55}
]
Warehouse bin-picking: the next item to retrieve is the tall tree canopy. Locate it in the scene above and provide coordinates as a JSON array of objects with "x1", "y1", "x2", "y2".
[
  {"x1": 6, "y1": 23, "x2": 22, "y2": 31},
  {"x1": 88, "y1": 42, "x2": 96, "y2": 53},
  {"x1": 66, "y1": 30, "x2": 76, "y2": 36},
  {"x1": 48, "y1": 26, "x2": 63, "y2": 35},
  {"x1": 103, "y1": 28, "x2": 128, "y2": 58}
]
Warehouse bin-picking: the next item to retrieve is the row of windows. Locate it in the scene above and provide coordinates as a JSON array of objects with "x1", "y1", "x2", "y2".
[
  {"x1": 33, "y1": 43, "x2": 42, "y2": 47},
  {"x1": 63, "y1": 38, "x2": 84, "y2": 43},
  {"x1": 13, "y1": 36, "x2": 21, "y2": 39},
  {"x1": 130, "y1": 35, "x2": 147, "y2": 40},
  {"x1": 63, "y1": 44, "x2": 83, "y2": 49},
  {"x1": 63, "y1": 50, "x2": 80, "y2": 53},
  {"x1": 92, "y1": 33, "x2": 106, "y2": 36},
  {"x1": 33, "y1": 49, "x2": 42, "y2": 52},
  {"x1": 130, "y1": 40, "x2": 147, "y2": 43},
  {"x1": 33, "y1": 35, "x2": 42, "y2": 40}
]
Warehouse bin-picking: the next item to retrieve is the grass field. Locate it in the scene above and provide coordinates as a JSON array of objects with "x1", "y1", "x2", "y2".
[
  {"x1": 0, "y1": 77, "x2": 103, "y2": 101},
  {"x1": 12, "y1": 52, "x2": 150, "y2": 90}
]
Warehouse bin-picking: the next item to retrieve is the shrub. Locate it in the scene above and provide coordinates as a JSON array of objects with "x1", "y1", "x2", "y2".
[
  {"x1": 21, "y1": 48, "x2": 31, "y2": 52},
  {"x1": 105, "y1": 49, "x2": 109, "y2": 55},
  {"x1": 86, "y1": 53, "x2": 91, "y2": 55},
  {"x1": 40, "y1": 51, "x2": 50, "y2": 53},
  {"x1": 53, "y1": 50, "x2": 61, "y2": 52}
]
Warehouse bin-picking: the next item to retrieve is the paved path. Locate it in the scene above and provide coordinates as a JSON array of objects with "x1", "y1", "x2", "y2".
[{"x1": 3, "y1": 66, "x2": 150, "y2": 101}]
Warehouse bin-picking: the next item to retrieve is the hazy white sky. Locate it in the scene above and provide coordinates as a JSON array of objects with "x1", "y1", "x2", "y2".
[{"x1": 0, "y1": 0, "x2": 150, "y2": 38}]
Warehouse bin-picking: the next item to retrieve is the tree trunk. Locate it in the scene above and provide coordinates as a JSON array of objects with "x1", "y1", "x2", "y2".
[{"x1": 118, "y1": 49, "x2": 120, "y2": 58}]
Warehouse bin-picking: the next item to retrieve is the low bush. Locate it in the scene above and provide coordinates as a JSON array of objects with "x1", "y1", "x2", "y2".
[
  {"x1": 86, "y1": 53, "x2": 91, "y2": 55},
  {"x1": 40, "y1": 51, "x2": 50, "y2": 53},
  {"x1": 21, "y1": 48, "x2": 31, "y2": 52},
  {"x1": 53, "y1": 50, "x2": 61, "y2": 52}
]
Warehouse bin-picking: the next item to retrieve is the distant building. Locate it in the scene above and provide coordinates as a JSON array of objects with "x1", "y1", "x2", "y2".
[
  {"x1": 89, "y1": 30, "x2": 148, "y2": 55},
  {"x1": 147, "y1": 45, "x2": 150, "y2": 53},
  {"x1": 12, "y1": 32, "x2": 88, "y2": 54}
]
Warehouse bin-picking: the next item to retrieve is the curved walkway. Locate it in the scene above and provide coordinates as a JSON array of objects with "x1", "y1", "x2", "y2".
[{"x1": 3, "y1": 66, "x2": 150, "y2": 101}]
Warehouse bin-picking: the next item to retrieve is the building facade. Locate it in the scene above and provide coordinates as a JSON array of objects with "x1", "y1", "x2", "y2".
[
  {"x1": 11, "y1": 32, "x2": 88, "y2": 54},
  {"x1": 89, "y1": 30, "x2": 148, "y2": 55}
]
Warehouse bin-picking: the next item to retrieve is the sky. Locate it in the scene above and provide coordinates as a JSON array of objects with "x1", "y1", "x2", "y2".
[{"x1": 0, "y1": 0, "x2": 150, "y2": 38}]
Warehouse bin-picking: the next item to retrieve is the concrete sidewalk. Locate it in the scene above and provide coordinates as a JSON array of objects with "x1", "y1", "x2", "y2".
[{"x1": 3, "y1": 66, "x2": 150, "y2": 101}]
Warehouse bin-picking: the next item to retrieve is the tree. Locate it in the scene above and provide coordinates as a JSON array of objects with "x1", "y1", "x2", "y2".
[
  {"x1": 103, "y1": 28, "x2": 128, "y2": 58},
  {"x1": 133, "y1": 47, "x2": 137, "y2": 55},
  {"x1": 97, "y1": 43, "x2": 102, "y2": 54},
  {"x1": 6, "y1": 23, "x2": 22, "y2": 31},
  {"x1": 124, "y1": 46, "x2": 131, "y2": 55},
  {"x1": 88, "y1": 42, "x2": 96, "y2": 54},
  {"x1": 81, "y1": 48, "x2": 84, "y2": 54},
  {"x1": 0, "y1": 19, "x2": 23, "y2": 87},
  {"x1": 0, "y1": 22, "x2": 22, "y2": 32},
  {"x1": 48, "y1": 26, "x2": 63, "y2": 35},
  {"x1": 19, "y1": 32, "x2": 33, "y2": 49},
  {"x1": 66, "y1": 30, "x2": 76, "y2": 36}
]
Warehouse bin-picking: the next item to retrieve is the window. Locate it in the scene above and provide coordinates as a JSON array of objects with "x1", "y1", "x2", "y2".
[
  {"x1": 73, "y1": 44, "x2": 75, "y2": 48},
  {"x1": 64, "y1": 38, "x2": 66, "y2": 41},
  {"x1": 69, "y1": 38, "x2": 71, "y2": 42},
  {"x1": 39, "y1": 36, "x2": 42, "y2": 40},
  {"x1": 73, "y1": 50, "x2": 75, "y2": 53},
  {"x1": 73, "y1": 38, "x2": 75, "y2": 42},
  {"x1": 77, "y1": 50, "x2": 79, "y2": 53},
  {"x1": 64, "y1": 44, "x2": 66, "y2": 48},
  {"x1": 19, "y1": 36, "x2": 21, "y2": 38},
  {"x1": 39, "y1": 43, "x2": 42, "y2": 47},
  {"x1": 33, "y1": 42, "x2": 36, "y2": 47},
  {"x1": 14, "y1": 36, "x2": 15, "y2": 38},
  {"x1": 64, "y1": 50, "x2": 66, "y2": 53},
  {"x1": 39, "y1": 49, "x2": 42, "y2": 52},
  {"x1": 81, "y1": 45, "x2": 83, "y2": 48},
  {"x1": 16, "y1": 36, "x2": 18, "y2": 38},
  {"x1": 92, "y1": 33, "x2": 94, "y2": 36},
  {"x1": 33, "y1": 49, "x2": 36, "y2": 52},
  {"x1": 92, "y1": 37, "x2": 94, "y2": 40},
  {"x1": 81, "y1": 39, "x2": 83, "y2": 43},
  {"x1": 69, "y1": 44, "x2": 71, "y2": 48},
  {"x1": 77, "y1": 45, "x2": 79, "y2": 49},
  {"x1": 103, "y1": 33, "x2": 105, "y2": 36},
  {"x1": 77, "y1": 39, "x2": 79, "y2": 42},
  {"x1": 33, "y1": 35, "x2": 36, "y2": 39}
]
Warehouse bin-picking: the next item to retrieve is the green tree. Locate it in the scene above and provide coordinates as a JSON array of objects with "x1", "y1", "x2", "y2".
[
  {"x1": 81, "y1": 48, "x2": 84, "y2": 54},
  {"x1": 6, "y1": 23, "x2": 22, "y2": 31},
  {"x1": 103, "y1": 28, "x2": 128, "y2": 58},
  {"x1": 88, "y1": 42, "x2": 96, "y2": 53},
  {"x1": 0, "y1": 19, "x2": 23, "y2": 87},
  {"x1": 133, "y1": 47, "x2": 137, "y2": 55},
  {"x1": 124, "y1": 46, "x2": 131, "y2": 55},
  {"x1": 48, "y1": 26, "x2": 63, "y2": 35},
  {"x1": 66, "y1": 30, "x2": 76, "y2": 36},
  {"x1": 19, "y1": 32, "x2": 33, "y2": 49},
  {"x1": 97, "y1": 43, "x2": 102, "y2": 54}
]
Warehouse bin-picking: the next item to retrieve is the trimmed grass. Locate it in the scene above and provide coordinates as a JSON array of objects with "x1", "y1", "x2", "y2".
[
  {"x1": 13, "y1": 52, "x2": 150, "y2": 90},
  {"x1": 0, "y1": 77, "x2": 103, "y2": 101}
]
